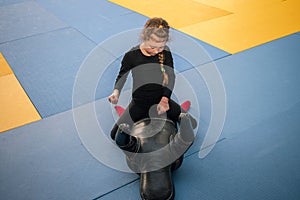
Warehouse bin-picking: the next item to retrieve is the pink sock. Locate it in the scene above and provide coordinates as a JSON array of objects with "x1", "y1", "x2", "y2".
[
  {"x1": 115, "y1": 105, "x2": 125, "y2": 117},
  {"x1": 180, "y1": 100, "x2": 191, "y2": 112}
]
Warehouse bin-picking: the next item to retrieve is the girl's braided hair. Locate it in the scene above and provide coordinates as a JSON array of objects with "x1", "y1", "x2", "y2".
[{"x1": 142, "y1": 17, "x2": 170, "y2": 86}]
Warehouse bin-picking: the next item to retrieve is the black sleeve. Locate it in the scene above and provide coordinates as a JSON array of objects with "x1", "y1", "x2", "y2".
[
  {"x1": 114, "y1": 52, "x2": 131, "y2": 93},
  {"x1": 162, "y1": 48, "x2": 175, "y2": 98}
]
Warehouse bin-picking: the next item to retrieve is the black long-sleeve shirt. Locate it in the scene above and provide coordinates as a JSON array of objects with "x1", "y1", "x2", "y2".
[{"x1": 114, "y1": 45, "x2": 175, "y2": 104}]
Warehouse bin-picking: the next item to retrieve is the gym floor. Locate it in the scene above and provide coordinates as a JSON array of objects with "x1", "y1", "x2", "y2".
[{"x1": 1, "y1": 0, "x2": 300, "y2": 199}]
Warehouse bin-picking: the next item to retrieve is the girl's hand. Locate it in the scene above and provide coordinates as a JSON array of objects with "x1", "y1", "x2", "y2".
[
  {"x1": 108, "y1": 89, "x2": 119, "y2": 104},
  {"x1": 157, "y1": 96, "x2": 169, "y2": 115}
]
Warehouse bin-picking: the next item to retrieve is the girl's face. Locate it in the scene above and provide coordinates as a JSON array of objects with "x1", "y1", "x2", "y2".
[{"x1": 142, "y1": 34, "x2": 167, "y2": 56}]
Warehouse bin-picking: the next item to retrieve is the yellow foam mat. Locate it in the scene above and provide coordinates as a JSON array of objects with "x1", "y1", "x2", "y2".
[
  {"x1": 0, "y1": 55, "x2": 41, "y2": 133},
  {"x1": 110, "y1": 0, "x2": 231, "y2": 28},
  {"x1": 109, "y1": 0, "x2": 300, "y2": 54},
  {"x1": 0, "y1": 53, "x2": 13, "y2": 76}
]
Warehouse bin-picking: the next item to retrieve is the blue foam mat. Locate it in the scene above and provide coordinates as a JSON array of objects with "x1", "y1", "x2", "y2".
[
  {"x1": 0, "y1": 103, "x2": 138, "y2": 200},
  {"x1": 36, "y1": 0, "x2": 148, "y2": 44},
  {"x1": 169, "y1": 30, "x2": 230, "y2": 65},
  {"x1": 214, "y1": 33, "x2": 300, "y2": 138},
  {"x1": 0, "y1": 0, "x2": 28, "y2": 6},
  {"x1": 0, "y1": 28, "x2": 96, "y2": 118},
  {"x1": 0, "y1": 1, "x2": 67, "y2": 43}
]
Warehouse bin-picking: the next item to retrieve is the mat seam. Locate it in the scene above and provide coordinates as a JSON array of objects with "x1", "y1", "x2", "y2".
[
  {"x1": 0, "y1": 26, "x2": 72, "y2": 45},
  {"x1": 92, "y1": 177, "x2": 139, "y2": 200}
]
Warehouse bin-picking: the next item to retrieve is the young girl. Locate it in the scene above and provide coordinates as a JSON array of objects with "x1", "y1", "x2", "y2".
[{"x1": 108, "y1": 17, "x2": 196, "y2": 140}]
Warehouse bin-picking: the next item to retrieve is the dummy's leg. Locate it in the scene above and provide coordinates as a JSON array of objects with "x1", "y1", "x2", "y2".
[
  {"x1": 170, "y1": 112, "x2": 195, "y2": 171},
  {"x1": 178, "y1": 113, "x2": 195, "y2": 142},
  {"x1": 115, "y1": 123, "x2": 138, "y2": 153},
  {"x1": 132, "y1": 119, "x2": 176, "y2": 200},
  {"x1": 168, "y1": 99, "x2": 198, "y2": 129},
  {"x1": 111, "y1": 101, "x2": 148, "y2": 140},
  {"x1": 163, "y1": 100, "x2": 196, "y2": 171},
  {"x1": 125, "y1": 117, "x2": 194, "y2": 200},
  {"x1": 110, "y1": 107, "x2": 132, "y2": 140},
  {"x1": 140, "y1": 167, "x2": 174, "y2": 200}
]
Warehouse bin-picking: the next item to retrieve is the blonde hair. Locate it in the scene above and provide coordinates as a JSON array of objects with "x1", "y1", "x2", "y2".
[
  {"x1": 142, "y1": 17, "x2": 170, "y2": 86},
  {"x1": 142, "y1": 17, "x2": 170, "y2": 42}
]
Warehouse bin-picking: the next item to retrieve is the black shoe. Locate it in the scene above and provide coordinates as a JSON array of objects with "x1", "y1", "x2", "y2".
[{"x1": 115, "y1": 123, "x2": 130, "y2": 147}]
